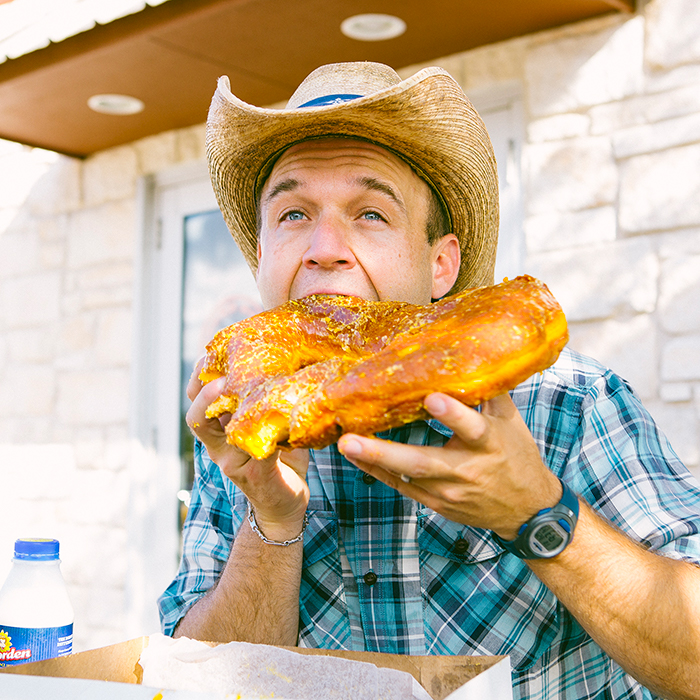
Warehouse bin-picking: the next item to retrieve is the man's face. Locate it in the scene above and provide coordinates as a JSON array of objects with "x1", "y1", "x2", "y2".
[{"x1": 255, "y1": 138, "x2": 459, "y2": 309}]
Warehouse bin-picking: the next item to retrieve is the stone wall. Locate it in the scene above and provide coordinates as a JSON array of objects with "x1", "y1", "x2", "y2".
[{"x1": 0, "y1": 0, "x2": 697, "y2": 651}]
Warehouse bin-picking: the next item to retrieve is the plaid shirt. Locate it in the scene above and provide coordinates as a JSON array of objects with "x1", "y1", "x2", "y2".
[{"x1": 159, "y1": 348, "x2": 700, "y2": 699}]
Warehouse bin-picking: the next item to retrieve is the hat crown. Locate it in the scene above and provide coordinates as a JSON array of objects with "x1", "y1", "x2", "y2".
[{"x1": 286, "y1": 62, "x2": 401, "y2": 110}]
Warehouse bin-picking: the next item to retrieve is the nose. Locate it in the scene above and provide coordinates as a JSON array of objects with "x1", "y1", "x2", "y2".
[{"x1": 302, "y1": 215, "x2": 356, "y2": 270}]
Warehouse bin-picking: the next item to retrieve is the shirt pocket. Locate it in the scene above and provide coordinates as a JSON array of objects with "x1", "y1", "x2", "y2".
[
  {"x1": 298, "y1": 509, "x2": 352, "y2": 650},
  {"x1": 417, "y1": 508, "x2": 560, "y2": 670}
]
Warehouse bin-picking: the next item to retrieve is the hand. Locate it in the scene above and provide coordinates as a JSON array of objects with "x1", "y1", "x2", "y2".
[
  {"x1": 186, "y1": 357, "x2": 310, "y2": 540},
  {"x1": 337, "y1": 392, "x2": 561, "y2": 539}
]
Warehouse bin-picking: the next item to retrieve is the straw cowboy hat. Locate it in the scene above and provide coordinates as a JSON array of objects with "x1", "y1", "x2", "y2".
[{"x1": 206, "y1": 61, "x2": 499, "y2": 293}]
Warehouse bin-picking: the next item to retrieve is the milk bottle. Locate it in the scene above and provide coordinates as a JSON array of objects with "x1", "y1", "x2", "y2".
[{"x1": 0, "y1": 538, "x2": 74, "y2": 666}]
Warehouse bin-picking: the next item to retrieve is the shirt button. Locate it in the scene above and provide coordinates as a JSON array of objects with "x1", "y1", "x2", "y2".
[
  {"x1": 363, "y1": 570, "x2": 378, "y2": 586},
  {"x1": 454, "y1": 538, "x2": 469, "y2": 555},
  {"x1": 362, "y1": 473, "x2": 377, "y2": 485}
]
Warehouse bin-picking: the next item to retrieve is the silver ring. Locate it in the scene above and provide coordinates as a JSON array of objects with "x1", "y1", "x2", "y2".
[{"x1": 400, "y1": 474, "x2": 411, "y2": 484}]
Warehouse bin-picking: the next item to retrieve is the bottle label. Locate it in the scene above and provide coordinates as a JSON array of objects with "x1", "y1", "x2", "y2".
[{"x1": 0, "y1": 624, "x2": 73, "y2": 666}]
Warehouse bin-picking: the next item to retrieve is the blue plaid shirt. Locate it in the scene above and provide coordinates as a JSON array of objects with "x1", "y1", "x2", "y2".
[{"x1": 159, "y1": 348, "x2": 700, "y2": 699}]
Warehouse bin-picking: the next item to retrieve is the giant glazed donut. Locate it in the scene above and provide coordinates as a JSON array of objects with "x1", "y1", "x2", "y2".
[{"x1": 200, "y1": 275, "x2": 568, "y2": 460}]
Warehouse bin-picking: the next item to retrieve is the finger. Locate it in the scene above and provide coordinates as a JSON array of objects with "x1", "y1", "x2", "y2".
[
  {"x1": 338, "y1": 433, "x2": 440, "y2": 483},
  {"x1": 186, "y1": 356, "x2": 208, "y2": 401},
  {"x1": 424, "y1": 392, "x2": 490, "y2": 447},
  {"x1": 186, "y1": 376, "x2": 227, "y2": 438},
  {"x1": 480, "y1": 391, "x2": 518, "y2": 418}
]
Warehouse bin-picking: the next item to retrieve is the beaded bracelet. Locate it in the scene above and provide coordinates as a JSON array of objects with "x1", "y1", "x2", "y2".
[{"x1": 247, "y1": 503, "x2": 308, "y2": 546}]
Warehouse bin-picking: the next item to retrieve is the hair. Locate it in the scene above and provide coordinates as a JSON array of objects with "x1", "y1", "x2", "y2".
[{"x1": 425, "y1": 185, "x2": 450, "y2": 245}]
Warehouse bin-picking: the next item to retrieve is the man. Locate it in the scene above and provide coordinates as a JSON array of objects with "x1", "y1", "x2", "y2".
[{"x1": 159, "y1": 62, "x2": 700, "y2": 699}]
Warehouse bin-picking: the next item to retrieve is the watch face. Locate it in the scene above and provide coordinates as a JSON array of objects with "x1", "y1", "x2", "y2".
[{"x1": 529, "y1": 522, "x2": 569, "y2": 557}]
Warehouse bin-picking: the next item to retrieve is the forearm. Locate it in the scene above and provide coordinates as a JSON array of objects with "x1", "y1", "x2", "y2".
[
  {"x1": 174, "y1": 519, "x2": 303, "y2": 646},
  {"x1": 530, "y1": 501, "x2": 700, "y2": 700}
]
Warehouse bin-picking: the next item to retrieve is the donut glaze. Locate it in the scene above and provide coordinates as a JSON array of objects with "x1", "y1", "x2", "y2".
[{"x1": 200, "y1": 275, "x2": 568, "y2": 460}]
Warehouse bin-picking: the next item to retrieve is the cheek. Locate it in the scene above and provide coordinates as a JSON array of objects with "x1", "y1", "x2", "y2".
[{"x1": 256, "y1": 236, "x2": 302, "y2": 305}]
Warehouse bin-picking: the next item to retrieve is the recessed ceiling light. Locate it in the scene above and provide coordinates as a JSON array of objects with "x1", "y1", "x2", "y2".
[
  {"x1": 341, "y1": 14, "x2": 406, "y2": 42},
  {"x1": 87, "y1": 94, "x2": 145, "y2": 115}
]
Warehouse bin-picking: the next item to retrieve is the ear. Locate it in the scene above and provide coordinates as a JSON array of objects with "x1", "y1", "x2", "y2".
[{"x1": 430, "y1": 234, "x2": 460, "y2": 299}]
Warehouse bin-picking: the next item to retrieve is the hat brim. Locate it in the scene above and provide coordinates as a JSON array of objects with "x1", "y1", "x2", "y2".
[{"x1": 206, "y1": 67, "x2": 499, "y2": 294}]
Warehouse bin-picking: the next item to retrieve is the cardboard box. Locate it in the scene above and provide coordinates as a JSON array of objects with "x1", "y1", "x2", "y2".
[{"x1": 0, "y1": 635, "x2": 512, "y2": 700}]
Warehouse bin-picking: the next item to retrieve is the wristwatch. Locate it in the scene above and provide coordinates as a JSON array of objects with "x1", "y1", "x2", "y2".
[{"x1": 494, "y1": 478, "x2": 579, "y2": 559}]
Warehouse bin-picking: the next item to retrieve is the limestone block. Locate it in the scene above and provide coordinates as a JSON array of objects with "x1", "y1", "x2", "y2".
[
  {"x1": 658, "y1": 227, "x2": 700, "y2": 257},
  {"x1": 590, "y1": 83, "x2": 700, "y2": 134},
  {"x1": 102, "y1": 434, "x2": 131, "y2": 472},
  {"x1": 0, "y1": 271, "x2": 62, "y2": 328},
  {"x1": 0, "y1": 364, "x2": 56, "y2": 417},
  {"x1": 56, "y1": 314, "x2": 96, "y2": 369},
  {"x1": 527, "y1": 113, "x2": 590, "y2": 143},
  {"x1": 176, "y1": 123, "x2": 206, "y2": 162},
  {"x1": 645, "y1": 0, "x2": 700, "y2": 69},
  {"x1": 8, "y1": 327, "x2": 58, "y2": 363},
  {"x1": 59, "y1": 469, "x2": 129, "y2": 528},
  {"x1": 660, "y1": 382, "x2": 693, "y2": 402},
  {"x1": 619, "y1": 143, "x2": 700, "y2": 233},
  {"x1": 0, "y1": 225, "x2": 40, "y2": 275},
  {"x1": 24, "y1": 156, "x2": 82, "y2": 216},
  {"x1": 566, "y1": 314, "x2": 658, "y2": 400},
  {"x1": 527, "y1": 237, "x2": 658, "y2": 322},
  {"x1": 60, "y1": 526, "x2": 127, "y2": 588},
  {"x1": 644, "y1": 62, "x2": 700, "y2": 94},
  {"x1": 525, "y1": 137, "x2": 617, "y2": 215},
  {"x1": 73, "y1": 437, "x2": 110, "y2": 470},
  {"x1": 459, "y1": 38, "x2": 527, "y2": 93},
  {"x1": 38, "y1": 212, "x2": 70, "y2": 242},
  {"x1": 56, "y1": 368, "x2": 130, "y2": 425},
  {"x1": 77, "y1": 261, "x2": 134, "y2": 292},
  {"x1": 524, "y1": 206, "x2": 616, "y2": 253},
  {"x1": 526, "y1": 17, "x2": 644, "y2": 118},
  {"x1": 661, "y1": 335, "x2": 700, "y2": 381},
  {"x1": 0, "y1": 442, "x2": 76, "y2": 501},
  {"x1": 82, "y1": 146, "x2": 138, "y2": 207},
  {"x1": 67, "y1": 200, "x2": 136, "y2": 269},
  {"x1": 69, "y1": 262, "x2": 134, "y2": 313},
  {"x1": 40, "y1": 239, "x2": 66, "y2": 269},
  {"x1": 397, "y1": 52, "x2": 466, "y2": 84},
  {"x1": 613, "y1": 111, "x2": 700, "y2": 158},
  {"x1": 95, "y1": 307, "x2": 133, "y2": 367},
  {"x1": 135, "y1": 131, "x2": 177, "y2": 175},
  {"x1": 643, "y1": 399, "x2": 699, "y2": 467},
  {"x1": 659, "y1": 253, "x2": 700, "y2": 333}
]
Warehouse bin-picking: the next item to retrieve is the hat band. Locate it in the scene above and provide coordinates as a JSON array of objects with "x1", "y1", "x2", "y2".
[{"x1": 298, "y1": 94, "x2": 362, "y2": 108}]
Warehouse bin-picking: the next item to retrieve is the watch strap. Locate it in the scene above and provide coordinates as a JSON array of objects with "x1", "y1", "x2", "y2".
[{"x1": 494, "y1": 478, "x2": 579, "y2": 559}]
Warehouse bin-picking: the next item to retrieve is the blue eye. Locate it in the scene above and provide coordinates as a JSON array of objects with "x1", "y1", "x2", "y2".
[
  {"x1": 284, "y1": 211, "x2": 305, "y2": 221},
  {"x1": 363, "y1": 211, "x2": 384, "y2": 221}
]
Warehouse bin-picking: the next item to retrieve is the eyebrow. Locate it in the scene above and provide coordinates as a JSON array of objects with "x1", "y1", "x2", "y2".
[
  {"x1": 262, "y1": 175, "x2": 407, "y2": 214},
  {"x1": 263, "y1": 178, "x2": 301, "y2": 205},
  {"x1": 357, "y1": 176, "x2": 407, "y2": 214}
]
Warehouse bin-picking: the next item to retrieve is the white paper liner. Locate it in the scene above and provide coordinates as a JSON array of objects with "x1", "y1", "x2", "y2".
[{"x1": 140, "y1": 633, "x2": 434, "y2": 700}]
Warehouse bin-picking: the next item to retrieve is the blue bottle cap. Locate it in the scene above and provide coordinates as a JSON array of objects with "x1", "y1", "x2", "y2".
[{"x1": 14, "y1": 538, "x2": 60, "y2": 561}]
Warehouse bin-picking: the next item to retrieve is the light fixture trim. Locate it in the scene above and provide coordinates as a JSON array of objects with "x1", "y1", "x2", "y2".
[
  {"x1": 87, "y1": 93, "x2": 145, "y2": 115},
  {"x1": 340, "y1": 13, "x2": 406, "y2": 42}
]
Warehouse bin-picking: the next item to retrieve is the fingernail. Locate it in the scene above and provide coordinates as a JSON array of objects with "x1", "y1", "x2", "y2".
[
  {"x1": 340, "y1": 438, "x2": 362, "y2": 457},
  {"x1": 426, "y1": 395, "x2": 447, "y2": 416}
]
